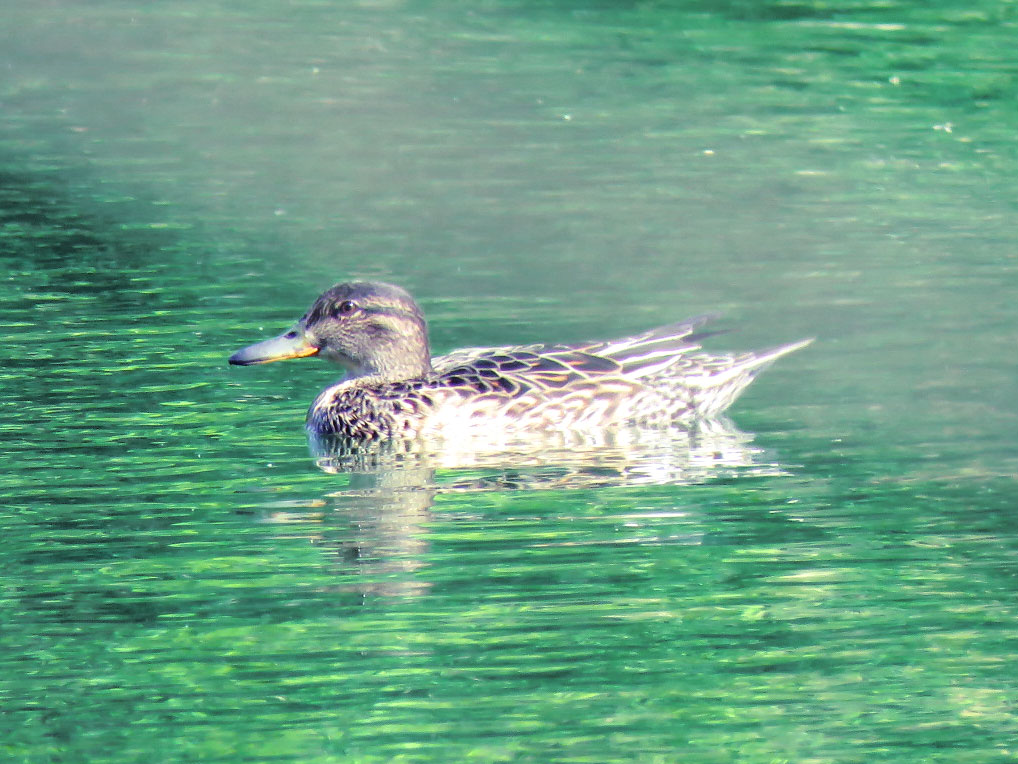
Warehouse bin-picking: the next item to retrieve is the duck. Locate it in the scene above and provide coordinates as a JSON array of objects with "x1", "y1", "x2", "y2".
[{"x1": 228, "y1": 281, "x2": 812, "y2": 440}]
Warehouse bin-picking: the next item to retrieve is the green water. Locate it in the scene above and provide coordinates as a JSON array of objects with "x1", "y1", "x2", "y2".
[{"x1": 3, "y1": 1, "x2": 1017, "y2": 762}]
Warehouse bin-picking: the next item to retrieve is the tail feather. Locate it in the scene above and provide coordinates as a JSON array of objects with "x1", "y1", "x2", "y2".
[
  {"x1": 741, "y1": 338, "x2": 815, "y2": 372},
  {"x1": 690, "y1": 337, "x2": 814, "y2": 418}
]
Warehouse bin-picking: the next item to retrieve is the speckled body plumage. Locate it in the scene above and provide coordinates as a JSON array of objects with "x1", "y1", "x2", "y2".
[{"x1": 229, "y1": 281, "x2": 812, "y2": 440}]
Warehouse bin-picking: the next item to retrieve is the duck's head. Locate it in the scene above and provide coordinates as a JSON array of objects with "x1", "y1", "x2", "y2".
[{"x1": 228, "y1": 281, "x2": 432, "y2": 382}]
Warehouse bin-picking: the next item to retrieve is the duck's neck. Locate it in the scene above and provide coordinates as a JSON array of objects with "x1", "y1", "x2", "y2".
[{"x1": 346, "y1": 336, "x2": 432, "y2": 383}]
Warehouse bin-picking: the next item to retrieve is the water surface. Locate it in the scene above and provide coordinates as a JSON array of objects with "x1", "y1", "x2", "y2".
[{"x1": 2, "y1": 1, "x2": 1017, "y2": 761}]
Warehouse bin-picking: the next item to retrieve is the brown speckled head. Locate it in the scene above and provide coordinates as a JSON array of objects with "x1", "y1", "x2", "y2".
[{"x1": 229, "y1": 281, "x2": 432, "y2": 382}]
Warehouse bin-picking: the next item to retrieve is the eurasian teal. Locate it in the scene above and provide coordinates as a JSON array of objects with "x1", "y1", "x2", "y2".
[{"x1": 229, "y1": 281, "x2": 812, "y2": 439}]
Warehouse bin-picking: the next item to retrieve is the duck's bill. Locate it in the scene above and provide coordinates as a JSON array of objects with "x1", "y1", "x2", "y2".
[{"x1": 229, "y1": 331, "x2": 319, "y2": 366}]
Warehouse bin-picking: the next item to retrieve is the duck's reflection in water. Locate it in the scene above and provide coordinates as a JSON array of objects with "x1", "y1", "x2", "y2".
[
  {"x1": 312, "y1": 416, "x2": 775, "y2": 487},
  {"x1": 262, "y1": 418, "x2": 788, "y2": 598}
]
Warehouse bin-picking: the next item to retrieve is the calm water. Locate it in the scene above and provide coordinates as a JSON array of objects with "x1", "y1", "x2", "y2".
[{"x1": 3, "y1": 1, "x2": 1018, "y2": 761}]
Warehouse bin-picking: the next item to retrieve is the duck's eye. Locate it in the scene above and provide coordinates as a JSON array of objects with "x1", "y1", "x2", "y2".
[{"x1": 335, "y1": 300, "x2": 357, "y2": 317}]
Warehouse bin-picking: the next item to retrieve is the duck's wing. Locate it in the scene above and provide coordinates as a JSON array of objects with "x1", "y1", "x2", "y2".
[
  {"x1": 574, "y1": 315, "x2": 719, "y2": 379},
  {"x1": 431, "y1": 345, "x2": 619, "y2": 397},
  {"x1": 430, "y1": 316, "x2": 718, "y2": 396}
]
